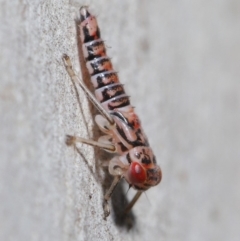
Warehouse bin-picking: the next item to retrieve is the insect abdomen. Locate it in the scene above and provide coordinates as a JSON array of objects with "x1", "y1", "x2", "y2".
[{"x1": 80, "y1": 8, "x2": 131, "y2": 112}]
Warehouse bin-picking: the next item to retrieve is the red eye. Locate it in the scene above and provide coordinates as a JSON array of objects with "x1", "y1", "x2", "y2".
[{"x1": 129, "y1": 162, "x2": 146, "y2": 184}]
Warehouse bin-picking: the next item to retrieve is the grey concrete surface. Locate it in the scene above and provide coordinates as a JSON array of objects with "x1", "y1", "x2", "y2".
[{"x1": 0, "y1": 0, "x2": 240, "y2": 240}]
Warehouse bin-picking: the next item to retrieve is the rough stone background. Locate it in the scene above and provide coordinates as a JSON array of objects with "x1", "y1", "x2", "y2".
[{"x1": 0, "y1": 0, "x2": 240, "y2": 241}]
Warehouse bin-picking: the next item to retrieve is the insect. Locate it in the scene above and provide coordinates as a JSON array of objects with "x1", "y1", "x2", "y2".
[{"x1": 63, "y1": 6, "x2": 162, "y2": 218}]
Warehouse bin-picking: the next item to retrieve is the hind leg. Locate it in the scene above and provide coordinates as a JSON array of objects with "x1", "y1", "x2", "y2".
[{"x1": 62, "y1": 54, "x2": 114, "y2": 125}]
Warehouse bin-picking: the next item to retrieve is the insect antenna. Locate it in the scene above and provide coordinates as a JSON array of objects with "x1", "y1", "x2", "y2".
[{"x1": 143, "y1": 191, "x2": 152, "y2": 207}]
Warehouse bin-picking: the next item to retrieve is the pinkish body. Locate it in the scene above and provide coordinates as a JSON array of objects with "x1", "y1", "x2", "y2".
[{"x1": 79, "y1": 7, "x2": 162, "y2": 191}]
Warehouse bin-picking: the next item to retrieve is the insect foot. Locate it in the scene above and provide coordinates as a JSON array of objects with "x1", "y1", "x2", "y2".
[
  {"x1": 103, "y1": 200, "x2": 110, "y2": 220},
  {"x1": 65, "y1": 135, "x2": 76, "y2": 146}
]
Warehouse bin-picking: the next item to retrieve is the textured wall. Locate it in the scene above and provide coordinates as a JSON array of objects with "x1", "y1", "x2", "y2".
[{"x1": 1, "y1": 0, "x2": 240, "y2": 241}]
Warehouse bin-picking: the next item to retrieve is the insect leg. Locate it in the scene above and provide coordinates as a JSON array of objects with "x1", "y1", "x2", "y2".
[
  {"x1": 124, "y1": 191, "x2": 142, "y2": 214},
  {"x1": 62, "y1": 54, "x2": 114, "y2": 125},
  {"x1": 66, "y1": 135, "x2": 115, "y2": 152},
  {"x1": 103, "y1": 175, "x2": 121, "y2": 219}
]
